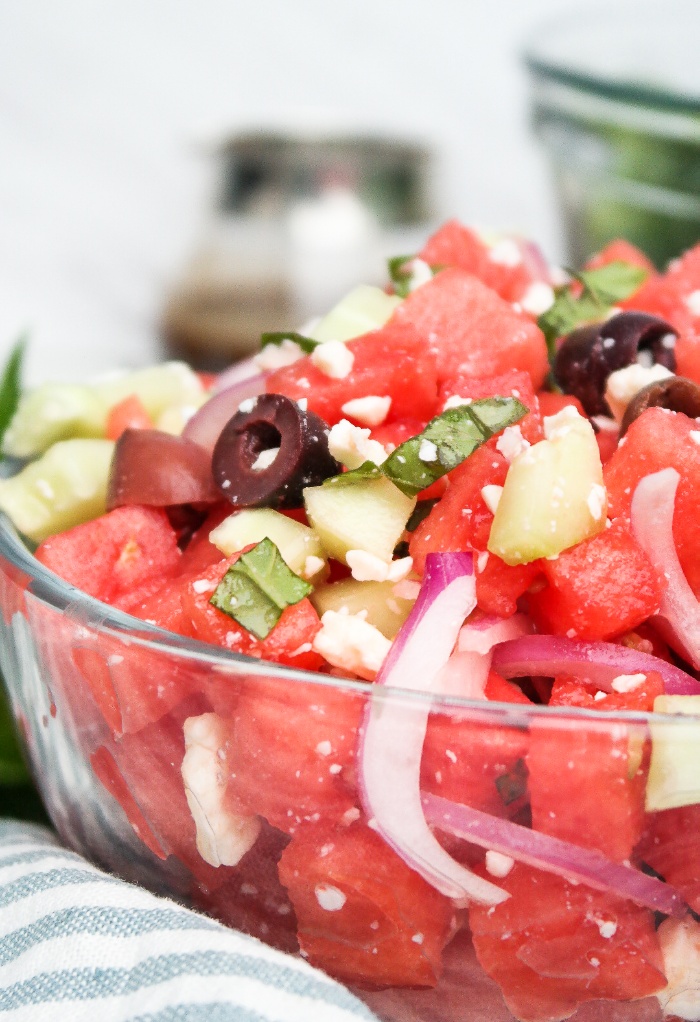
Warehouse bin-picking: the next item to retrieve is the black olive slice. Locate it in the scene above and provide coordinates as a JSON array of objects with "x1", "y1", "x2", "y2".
[
  {"x1": 620, "y1": 376, "x2": 700, "y2": 436},
  {"x1": 553, "y1": 312, "x2": 678, "y2": 417},
  {"x1": 211, "y1": 393, "x2": 341, "y2": 509}
]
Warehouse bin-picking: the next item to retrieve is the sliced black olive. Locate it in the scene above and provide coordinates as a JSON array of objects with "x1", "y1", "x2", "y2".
[
  {"x1": 212, "y1": 393, "x2": 341, "y2": 508},
  {"x1": 620, "y1": 376, "x2": 700, "y2": 436},
  {"x1": 553, "y1": 312, "x2": 678, "y2": 417}
]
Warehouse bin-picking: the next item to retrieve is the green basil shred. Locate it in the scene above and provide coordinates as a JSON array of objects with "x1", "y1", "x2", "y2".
[
  {"x1": 210, "y1": 538, "x2": 312, "y2": 640},
  {"x1": 260, "y1": 331, "x2": 319, "y2": 354},
  {"x1": 538, "y1": 260, "x2": 649, "y2": 362},
  {"x1": 0, "y1": 336, "x2": 26, "y2": 454},
  {"x1": 325, "y1": 397, "x2": 527, "y2": 498}
]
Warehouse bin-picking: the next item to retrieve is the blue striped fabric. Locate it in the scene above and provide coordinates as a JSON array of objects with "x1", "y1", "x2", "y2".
[{"x1": 0, "y1": 821, "x2": 379, "y2": 1022}]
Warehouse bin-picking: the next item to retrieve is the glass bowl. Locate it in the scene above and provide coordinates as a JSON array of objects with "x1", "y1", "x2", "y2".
[
  {"x1": 525, "y1": 1, "x2": 700, "y2": 268},
  {"x1": 0, "y1": 509, "x2": 696, "y2": 1022}
]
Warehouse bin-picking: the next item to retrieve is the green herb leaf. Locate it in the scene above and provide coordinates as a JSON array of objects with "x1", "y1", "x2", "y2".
[
  {"x1": 382, "y1": 397, "x2": 528, "y2": 498},
  {"x1": 260, "y1": 331, "x2": 319, "y2": 354},
  {"x1": 322, "y1": 461, "x2": 384, "y2": 488},
  {"x1": 387, "y1": 254, "x2": 417, "y2": 298},
  {"x1": 210, "y1": 537, "x2": 312, "y2": 639},
  {"x1": 538, "y1": 261, "x2": 649, "y2": 361},
  {"x1": 0, "y1": 336, "x2": 26, "y2": 454}
]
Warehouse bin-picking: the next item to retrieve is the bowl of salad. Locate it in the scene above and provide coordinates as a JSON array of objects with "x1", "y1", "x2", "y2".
[
  {"x1": 526, "y1": 1, "x2": 700, "y2": 269},
  {"x1": 2, "y1": 221, "x2": 700, "y2": 1021}
]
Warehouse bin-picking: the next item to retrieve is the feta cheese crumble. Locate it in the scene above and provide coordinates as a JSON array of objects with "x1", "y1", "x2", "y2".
[
  {"x1": 418, "y1": 439, "x2": 438, "y2": 462},
  {"x1": 315, "y1": 884, "x2": 347, "y2": 912},
  {"x1": 328, "y1": 419, "x2": 387, "y2": 469},
  {"x1": 611, "y1": 672, "x2": 646, "y2": 693},
  {"x1": 340, "y1": 395, "x2": 391, "y2": 427},
  {"x1": 481, "y1": 484, "x2": 503, "y2": 515},
  {"x1": 605, "y1": 362, "x2": 674, "y2": 422},
  {"x1": 496, "y1": 425, "x2": 530, "y2": 464},
  {"x1": 488, "y1": 238, "x2": 522, "y2": 267},
  {"x1": 312, "y1": 608, "x2": 391, "y2": 680},
  {"x1": 251, "y1": 447, "x2": 280, "y2": 472},
  {"x1": 520, "y1": 281, "x2": 555, "y2": 316},
  {"x1": 346, "y1": 549, "x2": 413, "y2": 583},
  {"x1": 485, "y1": 851, "x2": 515, "y2": 878},
  {"x1": 310, "y1": 339, "x2": 354, "y2": 379},
  {"x1": 254, "y1": 338, "x2": 305, "y2": 371}
]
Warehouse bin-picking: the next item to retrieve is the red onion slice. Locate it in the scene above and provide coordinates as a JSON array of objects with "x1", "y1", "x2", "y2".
[
  {"x1": 182, "y1": 377, "x2": 268, "y2": 454},
  {"x1": 492, "y1": 634, "x2": 700, "y2": 696},
  {"x1": 631, "y1": 467, "x2": 700, "y2": 670},
  {"x1": 458, "y1": 612, "x2": 532, "y2": 656},
  {"x1": 211, "y1": 356, "x2": 266, "y2": 395},
  {"x1": 423, "y1": 792, "x2": 686, "y2": 918},
  {"x1": 107, "y1": 429, "x2": 219, "y2": 509},
  {"x1": 358, "y1": 552, "x2": 508, "y2": 905}
]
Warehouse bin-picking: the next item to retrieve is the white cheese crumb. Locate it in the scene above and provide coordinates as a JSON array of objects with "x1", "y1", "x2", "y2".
[
  {"x1": 656, "y1": 916, "x2": 700, "y2": 1019},
  {"x1": 411, "y1": 932, "x2": 425, "y2": 944},
  {"x1": 340, "y1": 395, "x2": 391, "y2": 427},
  {"x1": 345, "y1": 549, "x2": 412, "y2": 584},
  {"x1": 328, "y1": 419, "x2": 387, "y2": 469},
  {"x1": 404, "y1": 258, "x2": 433, "y2": 292},
  {"x1": 485, "y1": 850, "x2": 515, "y2": 877},
  {"x1": 341, "y1": 807, "x2": 361, "y2": 826},
  {"x1": 690, "y1": 430, "x2": 700, "y2": 445},
  {"x1": 476, "y1": 551, "x2": 490, "y2": 573},
  {"x1": 519, "y1": 281, "x2": 555, "y2": 316},
  {"x1": 251, "y1": 447, "x2": 280, "y2": 472},
  {"x1": 182, "y1": 713, "x2": 260, "y2": 868},
  {"x1": 312, "y1": 609, "x2": 391, "y2": 680},
  {"x1": 605, "y1": 362, "x2": 674, "y2": 422},
  {"x1": 297, "y1": 397, "x2": 308, "y2": 411},
  {"x1": 586, "y1": 483, "x2": 607, "y2": 521},
  {"x1": 315, "y1": 884, "x2": 347, "y2": 912},
  {"x1": 237, "y1": 397, "x2": 258, "y2": 414},
  {"x1": 543, "y1": 404, "x2": 584, "y2": 440},
  {"x1": 310, "y1": 339, "x2": 354, "y2": 379},
  {"x1": 418, "y1": 438, "x2": 438, "y2": 462},
  {"x1": 488, "y1": 238, "x2": 522, "y2": 267},
  {"x1": 302, "y1": 555, "x2": 326, "y2": 580},
  {"x1": 611, "y1": 672, "x2": 646, "y2": 693},
  {"x1": 315, "y1": 740, "x2": 332, "y2": 757},
  {"x1": 393, "y1": 579, "x2": 421, "y2": 601},
  {"x1": 685, "y1": 290, "x2": 700, "y2": 317},
  {"x1": 496, "y1": 425, "x2": 530, "y2": 464},
  {"x1": 481, "y1": 484, "x2": 503, "y2": 515},
  {"x1": 254, "y1": 339, "x2": 304, "y2": 371},
  {"x1": 442, "y1": 394, "x2": 472, "y2": 410},
  {"x1": 192, "y1": 578, "x2": 217, "y2": 595}
]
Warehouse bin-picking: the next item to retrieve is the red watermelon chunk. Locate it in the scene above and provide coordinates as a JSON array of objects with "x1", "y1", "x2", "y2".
[
  {"x1": 526, "y1": 694, "x2": 651, "y2": 863},
  {"x1": 418, "y1": 219, "x2": 543, "y2": 303},
  {"x1": 469, "y1": 862, "x2": 666, "y2": 1022},
  {"x1": 36, "y1": 505, "x2": 181, "y2": 605},
  {"x1": 585, "y1": 239, "x2": 657, "y2": 277},
  {"x1": 604, "y1": 406, "x2": 700, "y2": 598},
  {"x1": 638, "y1": 804, "x2": 700, "y2": 915},
  {"x1": 278, "y1": 820, "x2": 455, "y2": 988},
  {"x1": 528, "y1": 518, "x2": 667, "y2": 641},
  {"x1": 225, "y1": 676, "x2": 362, "y2": 835},
  {"x1": 392, "y1": 268, "x2": 549, "y2": 389},
  {"x1": 265, "y1": 320, "x2": 438, "y2": 426}
]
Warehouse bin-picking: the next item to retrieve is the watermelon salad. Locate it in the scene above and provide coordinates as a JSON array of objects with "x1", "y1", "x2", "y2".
[{"x1": 5, "y1": 221, "x2": 700, "y2": 1020}]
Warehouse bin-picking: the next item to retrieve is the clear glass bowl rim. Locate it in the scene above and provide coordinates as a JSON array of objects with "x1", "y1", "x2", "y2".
[{"x1": 0, "y1": 510, "x2": 689, "y2": 729}]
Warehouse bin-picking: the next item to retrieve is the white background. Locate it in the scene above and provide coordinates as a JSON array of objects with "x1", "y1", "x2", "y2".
[{"x1": 0, "y1": 0, "x2": 592, "y2": 382}]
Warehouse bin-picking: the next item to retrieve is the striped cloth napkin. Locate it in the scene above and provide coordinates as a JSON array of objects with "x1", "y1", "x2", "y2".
[{"x1": 0, "y1": 820, "x2": 380, "y2": 1022}]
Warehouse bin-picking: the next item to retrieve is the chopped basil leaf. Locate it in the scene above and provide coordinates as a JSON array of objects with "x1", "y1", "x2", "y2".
[
  {"x1": 387, "y1": 254, "x2": 417, "y2": 298},
  {"x1": 0, "y1": 336, "x2": 26, "y2": 454},
  {"x1": 495, "y1": 757, "x2": 528, "y2": 806},
  {"x1": 210, "y1": 537, "x2": 312, "y2": 640},
  {"x1": 538, "y1": 261, "x2": 649, "y2": 360},
  {"x1": 383, "y1": 397, "x2": 527, "y2": 498},
  {"x1": 260, "y1": 331, "x2": 319, "y2": 354},
  {"x1": 406, "y1": 498, "x2": 439, "y2": 533},
  {"x1": 322, "y1": 460, "x2": 383, "y2": 487}
]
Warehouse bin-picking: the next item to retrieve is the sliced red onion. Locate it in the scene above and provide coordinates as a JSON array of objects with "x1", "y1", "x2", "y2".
[
  {"x1": 433, "y1": 650, "x2": 491, "y2": 700},
  {"x1": 211, "y1": 356, "x2": 266, "y2": 395},
  {"x1": 631, "y1": 467, "x2": 700, "y2": 671},
  {"x1": 458, "y1": 612, "x2": 532, "y2": 656},
  {"x1": 358, "y1": 551, "x2": 508, "y2": 905},
  {"x1": 107, "y1": 429, "x2": 219, "y2": 509},
  {"x1": 519, "y1": 239, "x2": 551, "y2": 284},
  {"x1": 183, "y1": 378, "x2": 267, "y2": 454},
  {"x1": 423, "y1": 792, "x2": 686, "y2": 918},
  {"x1": 492, "y1": 634, "x2": 700, "y2": 696}
]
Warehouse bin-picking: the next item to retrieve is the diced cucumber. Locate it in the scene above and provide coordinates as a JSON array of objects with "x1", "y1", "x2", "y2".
[
  {"x1": 310, "y1": 578, "x2": 414, "y2": 639},
  {"x1": 646, "y1": 695, "x2": 700, "y2": 811},
  {"x1": 0, "y1": 439, "x2": 114, "y2": 542},
  {"x1": 3, "y1": 384, "x2": 105, "y2": 458},
  {"x1": 3, "y1": 362, "x2": 204, "y2": 458},
  {"x1": 303, "y1": 476, "x2": 415, "y2": 565},
  {"x1": 487, "y1": 409, "x2": 606, "y2": 565},
  {"x1": 310, "y1": 286, "x2": 401, "y2": 344},
  {"x1": 94, "y1": 362, "x2": 204, "y2": 421},
  {"x1": 209, "y1": 509, "x2": 328, "y2": 581}
]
